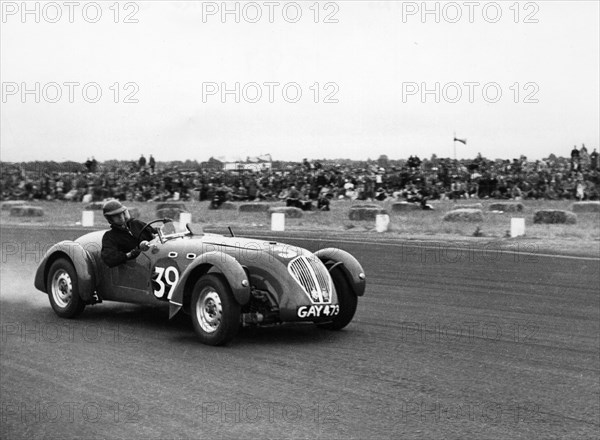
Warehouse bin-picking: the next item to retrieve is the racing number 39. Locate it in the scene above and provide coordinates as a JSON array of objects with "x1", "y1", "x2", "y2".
[{"x1": 153, "y1": 266, "x2": 179, "y2": 299}]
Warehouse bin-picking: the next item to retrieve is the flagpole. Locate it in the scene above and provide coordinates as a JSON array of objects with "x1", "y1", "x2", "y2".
[{"x1": 453, "y1": 131, "x2": 456, "y2": 161}]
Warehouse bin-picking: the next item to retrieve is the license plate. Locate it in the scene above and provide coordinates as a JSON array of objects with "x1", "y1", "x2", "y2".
[{"x1": 297, "y1": 304, "x2": 339, "y2": 318}]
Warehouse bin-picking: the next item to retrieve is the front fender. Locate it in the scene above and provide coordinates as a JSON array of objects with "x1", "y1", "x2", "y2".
[
  {"x1": 169, "y1": 251, "x2": 250, "y2": 319},
  {"x1": 34, "y1": 241, "x2": 96, "y2": 302},
  {"x1": 314, "y1": 248, "x2": 366, "y2": 296}
]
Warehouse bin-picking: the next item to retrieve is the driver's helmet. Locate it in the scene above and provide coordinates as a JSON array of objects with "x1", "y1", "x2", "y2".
[{"x1": 102, "y1": 200, "x2": 129, "y2": 223}]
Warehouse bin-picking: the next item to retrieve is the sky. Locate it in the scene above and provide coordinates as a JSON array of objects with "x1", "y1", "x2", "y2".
[{"x1": 1, "y1": 1, "x2": 598, "y2": 163}]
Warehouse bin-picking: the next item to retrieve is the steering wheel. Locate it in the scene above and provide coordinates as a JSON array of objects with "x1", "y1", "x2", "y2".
[{"x1": 135, "y1": 218, "x2": 172, "y2": 243}]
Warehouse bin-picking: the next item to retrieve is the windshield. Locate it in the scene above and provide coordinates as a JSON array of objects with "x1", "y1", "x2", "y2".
[{"x1": 158, "y1": 221, "x2": 202, "y2": 241}]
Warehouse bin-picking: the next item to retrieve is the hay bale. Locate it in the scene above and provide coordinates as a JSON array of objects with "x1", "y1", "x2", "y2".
[
  {"x1": 10, "y1": 205, "x2": 44, "y2": 217},
  {"x1": 156, "y1": 202, "x2": 186, "y2": 220},
  {"x1": 349, "y1": 206, "x2": 387, "y2": 221},
  {"x1": 84, "y1": 202, "x2": 104, "y2": 210},
  {"x1": 221, "y1": 202, "x2": 236, "y2": 210},
  {"x1": 239, "y1": 203, "x2": 270, "y2": 213},
  {"x1": 351, "y1": 203, "x2": 380, "y2": 209},
  {"x1": 391, "y1": 202, "x2": 421, "y2": 212},
  {"x1": 188, "y1": 189, "x2": 201, "y2": 201},
  {"x1": 488, "y1": 202, "x2": 524, "y2": 212},
  {"x1": 533, "y1": 210, "x2": 577, "y2": 224},
  {"x1": 209, "y1": 201, "x2": 237, "y2": 211},
  {"x1": 156, "y1": 202, "x2": 187, "y2": 212},
  {"x1": 128, "y1": 208, "x2": 140, "y2": 219},
  {"x1": 442, "y1": 209, "x2": 484, "y2": 222},
  {"x1": 268, "y1": 207, "x2": 303, "y2": 218},
  {"x1": 451, "y1": 203, "x2": 483, "y2": 210},
  {"x1": 1, "y1": 201, "x2": 26, "y2": 211},
  {"x1": 572, "y1": 202, "x2": 600, "y2": 213},
  {"x1": 157, "y1": 208, "x2": 183, "y2": 220}
]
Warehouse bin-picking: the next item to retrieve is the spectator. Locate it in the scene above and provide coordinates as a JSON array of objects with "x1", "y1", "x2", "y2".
[
  {"x1": 286, "y1": 185, "x2": 301, "y2": 207},
  {"x1": 317, "y1": 193, "x2": 330, "y2": 211},
  {"x1": 2, "y1": 148, "x2": 599, "y2": 203},
  {"x1": 149, "y1": 155, "x2": 156, "y2": 173},
  {"x1": 84, "y1": 158, "x2": 93, "y2": 172},
  {"x1": 590, "y1": 149, "x2": 598, "y2": 170},
  {"x1": 571, "y1": 145, "x2": 580, "y2": 171}
]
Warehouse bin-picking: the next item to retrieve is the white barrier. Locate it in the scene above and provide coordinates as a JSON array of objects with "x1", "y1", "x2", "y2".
[
  {"x1": 179, "y1": 212, "x2": 192, "y2": 226},
  {"x1": 375, "y1": 214, "x2": 390, "y2": 232},
  {"x1": 271, "y1": 213, "x2": 285, "y2": 231},
  {"x1": 510, "y1": 217, "x2": 525, "y2": 237},
  {"x1": 82, "y1": 210, "x2": 94, "y2": 227}
]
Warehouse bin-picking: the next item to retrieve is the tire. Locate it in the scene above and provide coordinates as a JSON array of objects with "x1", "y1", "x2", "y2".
[
  {"x1": 318, "y1": 267, "x2": 358, "y2": 330},
  {"x1": 46, "y1": 258, "x2": 86, "y2": 318},
  {"x1": 190, "y1": 274, "x2": 240, "y2": 346}
]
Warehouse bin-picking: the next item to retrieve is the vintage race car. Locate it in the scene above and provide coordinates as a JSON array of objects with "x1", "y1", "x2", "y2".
[{"x1": 34, "y1": 220, "x2": 366, "y2": 345}]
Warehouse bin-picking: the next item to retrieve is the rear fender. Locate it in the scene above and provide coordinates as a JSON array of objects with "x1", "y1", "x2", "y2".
[
  {"x1": 34, "y1": 241, "x2": 96, "y2": 302},
  {"x1": 169, "y1": 251, "x2": 250, "y2": 319},
  {"x1": 314, "y1": 248, "x2": 366, "y2": 296}
]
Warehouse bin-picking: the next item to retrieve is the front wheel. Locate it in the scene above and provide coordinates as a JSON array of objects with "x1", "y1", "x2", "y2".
[
  {"x1": 317, "y1": 267, "x2": 357, "y2": 330},
  {"x1": 190, "y1": 274, "x2": 240, "y2": 346},
  {"x1": 47, "y1": 258, "x2": 86, "y2": 318}
]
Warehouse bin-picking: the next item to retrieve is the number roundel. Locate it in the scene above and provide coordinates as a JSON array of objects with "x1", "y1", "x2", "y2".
[{"x1": 153, "y1": 266, "x2": 180, "y2": 299}]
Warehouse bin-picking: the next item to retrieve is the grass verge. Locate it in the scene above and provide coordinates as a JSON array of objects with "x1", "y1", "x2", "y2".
[{"x1": 1, "y1": 199, "x2": 599, "y2": 257}]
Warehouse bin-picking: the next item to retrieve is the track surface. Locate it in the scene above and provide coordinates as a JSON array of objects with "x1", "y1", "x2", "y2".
[{"x1": 1, "y1": 226, "x2": 598, "y2": 439}]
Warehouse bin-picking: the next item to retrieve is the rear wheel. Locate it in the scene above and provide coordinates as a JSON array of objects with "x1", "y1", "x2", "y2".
[
  {"x1": 190, "y1": 274, "x2": 240, "y2": 346},
  {"x1": 318, "y1": 267, "x2": 357, "y2": 330},
  {"x1": 47, "y1": 258, "x2": 86, "y2": 318}
]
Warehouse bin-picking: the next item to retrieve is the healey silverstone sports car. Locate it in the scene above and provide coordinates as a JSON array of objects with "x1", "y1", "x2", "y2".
[{"x1": 34, "y1": 220, "x2": 366, "y2": 345}]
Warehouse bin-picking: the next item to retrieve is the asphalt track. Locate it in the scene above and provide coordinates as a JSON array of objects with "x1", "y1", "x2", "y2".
[{"x1": 1, "y1": 225, "x2": 598, "y2": 439}]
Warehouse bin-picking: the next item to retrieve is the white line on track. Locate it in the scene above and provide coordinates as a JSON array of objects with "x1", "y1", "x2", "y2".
[
  {"x1": 3, "y1": 225, "x2": 599, "y2": 262},
  {"x1": 245, "y1": 233, "x2": 600, "y2": 262}
]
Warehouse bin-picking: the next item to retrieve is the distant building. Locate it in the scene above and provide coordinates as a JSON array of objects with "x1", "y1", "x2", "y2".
[
  {"x1": 224, "y1": 154, "x2": 272, "y2": 172},
  {"x1": 201, "y1": 157, "x2": 224, "y2": 171}
]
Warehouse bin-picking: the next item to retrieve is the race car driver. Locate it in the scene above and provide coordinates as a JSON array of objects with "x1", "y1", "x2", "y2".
[{"x1": 100, "y1": 200, "x2": 156, "y2": 268}]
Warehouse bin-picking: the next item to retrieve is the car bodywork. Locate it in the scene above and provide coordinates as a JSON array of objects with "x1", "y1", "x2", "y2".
[{"x1": 34, "y1": 222, "x2": 366, "y2": 343}]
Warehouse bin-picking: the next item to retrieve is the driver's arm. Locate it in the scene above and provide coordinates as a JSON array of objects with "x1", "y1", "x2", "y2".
[{"x1": 101, "y1": 232, "x2": 129, "y2": 268}]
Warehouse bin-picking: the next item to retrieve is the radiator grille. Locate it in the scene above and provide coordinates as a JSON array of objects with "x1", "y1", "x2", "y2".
[{"x1": 288, "y1": 256, "x2": 332, "y2": 303}]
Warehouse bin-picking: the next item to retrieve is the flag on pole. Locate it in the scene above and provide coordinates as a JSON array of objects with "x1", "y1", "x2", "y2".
[{"x1": 453, "y1": 137, "x2": 467, "y2": 145}]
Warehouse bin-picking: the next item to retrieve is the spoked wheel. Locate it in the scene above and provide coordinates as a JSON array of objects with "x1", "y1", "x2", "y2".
[
  {"x1": 317, "y1": 267, "x2": 357, "y2": 330},
  {"x1": 47, "y1": 259, "x2": 85, "y2": 318},
  {"x1": 190, "y1": 274, "x2": 240, "y2": 346}
]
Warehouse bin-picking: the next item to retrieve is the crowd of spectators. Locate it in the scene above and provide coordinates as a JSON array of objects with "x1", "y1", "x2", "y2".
[{"x1": 2, "y1": 146, "x2": 599, "y2": 207}]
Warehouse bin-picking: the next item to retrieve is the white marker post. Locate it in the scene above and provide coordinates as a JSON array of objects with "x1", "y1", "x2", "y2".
[
  {"x1": 179, "y1": 212, "x2": 192, "y2": 227},
  {"x1": 271, "y1": 213, "x2": 285, "y2": 231},
  {"x1": 510, "y1": 218, "x2": 525, "y2": 237},
  {"x1": 376, "y1": 214, "x2": 390, "y2": 232},
  {"x1": 82, "y1": 210, "x2": 94, "y2": 227}
]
